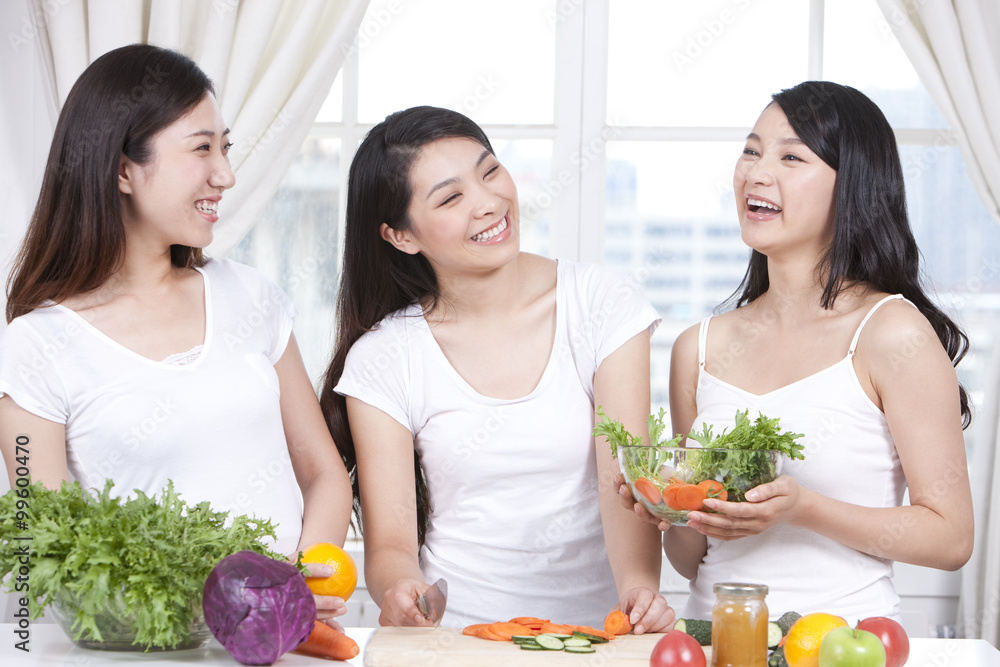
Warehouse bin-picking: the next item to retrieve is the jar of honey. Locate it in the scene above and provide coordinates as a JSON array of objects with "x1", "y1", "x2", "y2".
[{"x1": 711, "y1": 582, "x2": 769, "y2": 667}]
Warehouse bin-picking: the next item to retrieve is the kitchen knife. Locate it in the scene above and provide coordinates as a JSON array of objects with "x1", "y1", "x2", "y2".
[{"x1": 415, "y1": 578, "x2": 448, "y2": 627}]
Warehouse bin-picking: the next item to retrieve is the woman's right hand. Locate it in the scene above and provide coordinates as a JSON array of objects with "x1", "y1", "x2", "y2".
[
  {"x1": 377, "y1": 578, "x2": 436, "y2": 627},
  {"x1": 614, "y1": 472, "x2": 671, "y2": 532}
]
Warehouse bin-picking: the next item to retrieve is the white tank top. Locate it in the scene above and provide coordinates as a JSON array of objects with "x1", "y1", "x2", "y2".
[{"x1": 683, "y1": 294, "x2": 909, "y2": 623}]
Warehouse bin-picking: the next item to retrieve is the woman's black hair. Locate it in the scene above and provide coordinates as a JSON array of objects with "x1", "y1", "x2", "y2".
[
  {"x1": 728, "y1": 81, "x2": 971, "y2": 427},
  {"x1": 6, "y1": 43, "x2": 214, "y2": 322},
  {"x1": 319, "y1": 106, "x2": 494, "y2": 544}
]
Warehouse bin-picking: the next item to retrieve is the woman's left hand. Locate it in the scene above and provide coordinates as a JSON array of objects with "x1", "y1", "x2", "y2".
[
  {"x1": 616, "y1": 587, "x2": 676, "y2": 634},
  {"x1": 297, "y1": 561, "x2": 349, "y2": 623},
  {"x1": 685, "y1": 475, "x2": 803, "y2": 540}
]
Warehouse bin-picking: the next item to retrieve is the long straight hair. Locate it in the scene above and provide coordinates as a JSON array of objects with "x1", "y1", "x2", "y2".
[
  {"x1": 319, "y1": 107, "x2": 494, "y2": 544},
  {"x1": 728, "y1": 81, "x2": 971, "y2": 427},
  {"x1": 6, "y1": 44, "x2": 213, "y2": 322}
]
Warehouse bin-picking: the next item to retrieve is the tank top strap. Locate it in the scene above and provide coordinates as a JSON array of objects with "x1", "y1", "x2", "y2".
[
  {"x1": 848, "y1": 294, "x2": 906, "y2": 356},
  {"x1": 697, "y1": 316, "x2": 713, "y2": 368}
]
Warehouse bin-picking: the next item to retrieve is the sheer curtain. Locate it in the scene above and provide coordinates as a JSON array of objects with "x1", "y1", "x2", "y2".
[
  {"x1": 875, "y1": 0, "x2": 1000, "y2": 644},
  {"x1": 0, "y1": 0, "x2": 369, "y2": 326}
]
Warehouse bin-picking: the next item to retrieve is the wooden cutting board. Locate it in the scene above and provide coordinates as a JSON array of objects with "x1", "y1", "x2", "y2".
[{"x1": 362, "y1": 627, "x2": 712, "y2": 666}]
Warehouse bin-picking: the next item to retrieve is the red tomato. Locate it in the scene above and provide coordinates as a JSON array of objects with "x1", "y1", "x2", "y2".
[
  {"x1": 649, "y1": 630, "x2": 706, "y2": 667},
  {"x1": 856, "y1": 616, "x2": 909, "y2": 667}
]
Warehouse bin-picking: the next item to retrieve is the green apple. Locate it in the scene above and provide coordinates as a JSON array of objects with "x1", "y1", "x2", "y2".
[{"x1": 818, "y1": 627, "x2": 886, "y2": 667}]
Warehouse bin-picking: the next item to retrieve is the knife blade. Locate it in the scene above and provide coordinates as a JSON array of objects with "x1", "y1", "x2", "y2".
[{"x1": 415, "y1": 578, "x2": 448, "y2": 627}]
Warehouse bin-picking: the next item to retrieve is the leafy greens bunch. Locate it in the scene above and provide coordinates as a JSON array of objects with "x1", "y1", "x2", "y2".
[
  {"x1": 594, "y1": 407, "x2": 805, "y2": 502},
  {"x1": 686, "y1": 410, "x2": 805, "y2": 500},
  {"x1": 593, "y1": 407, "x2": 681, "y2": 484},
  {"x1": 0, "y1": 480, "x2": 287, "y2": 650}
]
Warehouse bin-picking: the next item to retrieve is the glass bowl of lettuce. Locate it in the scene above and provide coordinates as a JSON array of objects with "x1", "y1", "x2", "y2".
[
  {"x1": 615, "y1": 445, "x2": 784, "y2": 525},
  {"x1": 595, "y1": 408, "x2": 805, "y2": 526}
]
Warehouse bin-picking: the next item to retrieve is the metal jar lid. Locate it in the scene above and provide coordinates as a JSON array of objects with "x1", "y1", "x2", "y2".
[{"x1": 713, "y1": 582, "x2": 769, "y2": 596}]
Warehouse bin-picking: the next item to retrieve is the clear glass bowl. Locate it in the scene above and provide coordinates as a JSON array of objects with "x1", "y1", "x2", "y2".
[
  {"x1": 618, "y1": 446, "x2": 783, "y2": 525},
  {"x1": 48, "y1": 588, "x2": 212, "y2": 651}
]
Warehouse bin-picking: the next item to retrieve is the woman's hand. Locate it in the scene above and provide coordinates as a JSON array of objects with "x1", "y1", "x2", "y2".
[
  {"x1": 294, "y1": 561, "x2": 349, "y2": 623},
  {"x1": 377, "y1": 578, "x2": 435, "y2": 627},
  {"x1": 616, "y1": 587, "x2": 676, "y2": 634},
  {"x1": 685, "y1": 475, "x2": 803, "y2": 540},
  {"x1": 614, "y1": 472, "x2": 671, "y2": 532}
]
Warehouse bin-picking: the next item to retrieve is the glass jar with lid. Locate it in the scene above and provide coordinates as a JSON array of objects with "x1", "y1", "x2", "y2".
[{"x1": 711, "y1": 582, "x2": 769, "y2": 667}]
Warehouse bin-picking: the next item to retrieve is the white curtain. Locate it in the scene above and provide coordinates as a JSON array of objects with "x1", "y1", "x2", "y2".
[
  {"x1": 1, "y1": 0, "x2": 368, "y2": 287},
  {"x1": 875, "y1": 0, "x2": 1000, "y2": 224}
]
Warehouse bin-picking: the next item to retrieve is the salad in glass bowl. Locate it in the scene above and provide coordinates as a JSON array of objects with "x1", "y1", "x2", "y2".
[{"x1": 594, "y1": 408, "x2": 805, "y2": 525}]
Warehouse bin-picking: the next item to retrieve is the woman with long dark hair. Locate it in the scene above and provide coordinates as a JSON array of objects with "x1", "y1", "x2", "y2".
[
  {"x1": 640, "y1": 81, "x2": 974, "y2": 622},
  {"x1": 323, "y1": 106, "x2": 675, "y2": 630},
  {"x1": 0, "y1": 44, "x2": 352, "y2": 621}
]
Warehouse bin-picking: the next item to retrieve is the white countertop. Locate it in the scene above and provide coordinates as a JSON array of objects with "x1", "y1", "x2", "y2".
[{"x1": 2, "y1": 624, "x2": 998, "y2": 666}]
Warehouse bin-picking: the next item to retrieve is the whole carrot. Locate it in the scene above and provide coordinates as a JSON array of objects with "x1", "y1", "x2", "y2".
[{"x1": 295, "y1": 620, "x2": 360, "y2": 661}]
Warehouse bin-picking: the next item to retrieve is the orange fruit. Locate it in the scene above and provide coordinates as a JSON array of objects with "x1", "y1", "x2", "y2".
[
  {"x1": 301, "y1": 542, "x2": 357, "y2": 601},
  {"x1": 783, "y1": 612, "x2": 848, "y2": 667}
]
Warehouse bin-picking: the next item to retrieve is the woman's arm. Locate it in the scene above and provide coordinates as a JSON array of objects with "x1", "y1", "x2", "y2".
[
  {"x1": 689, "y1": 304, "x2": 974, "y2": 570},
  {"x1": 345, "y1": 396, "x2": 434, "y2": 627},
  {"x1": 275, "y1": 334, "x2": 353, "y2": 550},
  {"x1": 594, "y1": 331, "x2": 675, "y2": 634},
  {"x1": 274, "y1": 334, "x2": 355, "y2": 624},
  {"x1": 662, "y1": 324, "x2": 709, "y2": 579},
  {"x1": 0, "y1": 396, "x2": 69, "y2": 489}
]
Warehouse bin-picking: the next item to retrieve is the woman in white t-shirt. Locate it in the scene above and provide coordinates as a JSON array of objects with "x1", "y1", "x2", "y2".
[
  {"x1": 0, "y1": 45, "x2": 352, "y2": 623},
  {"x1": 621, "y1": 82, "x2": 974, "y2": 623},
  {"x1": 321, "y1": 106, "x2": 675, "y2": 631}
]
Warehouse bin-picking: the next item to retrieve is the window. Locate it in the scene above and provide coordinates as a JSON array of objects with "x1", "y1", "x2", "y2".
[{"x1": 232, "y1": 0, "x2": 999, "y2": 440}]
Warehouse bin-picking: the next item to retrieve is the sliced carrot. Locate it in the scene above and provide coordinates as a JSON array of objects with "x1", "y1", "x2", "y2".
[
  {"x1": 295, "y1": 620, "x2": 360, "y2": 660},
  {"x1": 603, "y1": 609, "x2": 633, "y2": 636},
  {"x1": 539, "y1": 622, "x2": 577, "y2": 635},
  {"x1": 663, "y1": 484, "x2": 683, "y2": 509},
  {"x1": 479, "y1": 627, "x2": 508, "y2": 641},
  {"x1": 667, "y1": 475, "x2": 687, "y2": 485},
  {"x1": 633, "y1": 477, "x2": 662, "y2": 505},
  {"x1": 462, "y1": 623, "x2": 493, "y2": 637},
  {"x1": 697, "y1": 479, "x2": 727, "y2": 501},
  {"x1": 674, "y1": 484, "x2": 708, "y2": 511},
  {"x1": 509, "y1": 616, "x2": 549, "y2": 626},
  {"x1": 488, "y1": 622, "x2": 533, "y2": 640},
  {"x1": 572, "y1": 624, "x2": 617, "y2": 641}
]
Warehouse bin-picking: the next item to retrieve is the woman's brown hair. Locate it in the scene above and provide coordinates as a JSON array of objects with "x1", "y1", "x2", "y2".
[{"x1": 5, "y1": 44, "x2": 214, "y2": 322}]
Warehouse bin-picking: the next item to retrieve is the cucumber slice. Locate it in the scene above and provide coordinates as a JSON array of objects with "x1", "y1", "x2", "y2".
[
  {"x1": 564, "y1": 645, "x2": 597, "y2": 654},
  {"x1": 562, "y1": 637, "x2": 592, "y2": 648},
  {"x1": 534, "y1": 635, "x2": 566, "y2": 650},
  {"x1": 549, "y1": 634, "x2": 574, "y2": 640},
  {"x1": 572, "y1": 630, "x2": 609, "y2": 644},
  {"x1": 767, "y1": 621, "x2": 783, "y2": 648},
  {"x1": 511, "y1": 636, "x2": 537, "y2": 644},
  {"x1": 519, "y1": 643, "x2": 545, "y2": 651}
]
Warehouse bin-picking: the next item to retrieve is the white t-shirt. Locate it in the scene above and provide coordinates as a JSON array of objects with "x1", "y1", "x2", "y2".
[
  {"x1": 336, "y1": 260, "x2": 661, "y2": 628},
  {"x1": 0, "y1": 258, "x2": 305, "y2": 554}
]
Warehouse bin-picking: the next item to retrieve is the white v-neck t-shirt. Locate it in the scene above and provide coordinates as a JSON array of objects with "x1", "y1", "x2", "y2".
[
  {"x1": 336, "y1": 260, "x2": 661, "y2": 628},
  {"x1": 0, "y1": 259, "x2": 305, "y2": 553}
]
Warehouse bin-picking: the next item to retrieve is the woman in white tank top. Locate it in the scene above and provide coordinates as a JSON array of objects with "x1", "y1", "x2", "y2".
[{"x1": 628, "y1": 82, "x2": 974, "y2": 622}]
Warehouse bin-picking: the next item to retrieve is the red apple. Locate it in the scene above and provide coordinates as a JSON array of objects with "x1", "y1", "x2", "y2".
[
  {"x1": 857, "y1": 616, "x2": 909, "y2": 667},
  {"x1": 649, "y1": 629, "x2": 706, "y2": 667},
  {"x1": 818, "y1": 627, "x2": 886, "y2": 666}
]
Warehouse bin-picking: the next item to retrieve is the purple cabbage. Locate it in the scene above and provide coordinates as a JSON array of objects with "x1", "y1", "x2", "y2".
[{"x1": 203, "y1": 550, "x2": 316, "y2": 665}]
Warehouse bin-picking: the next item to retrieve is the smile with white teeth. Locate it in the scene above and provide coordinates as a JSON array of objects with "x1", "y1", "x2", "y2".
[
  {"x1": 747, "y1": 197, "x2": 782, "y2": 213},
  {"x1": 471, "y1": 217, "x2": 508, "y2": 242},
  {"x1": 195, "y1": 200, "x2": 218, "y2": 214}
]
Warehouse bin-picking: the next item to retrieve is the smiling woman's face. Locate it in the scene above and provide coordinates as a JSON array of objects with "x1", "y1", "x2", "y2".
[
  {"x1": 381, "y1": 136, "x2": 520, "y2": 277},
  {"x1": 733, "y1": 103, "x2": 838, "y2": 262}
]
